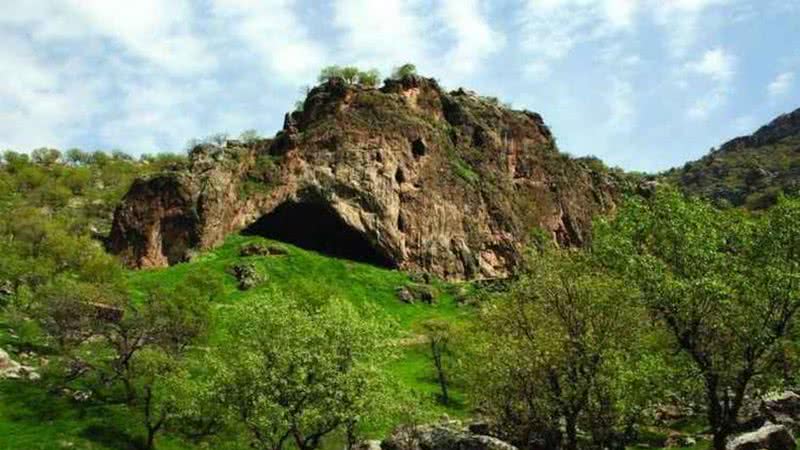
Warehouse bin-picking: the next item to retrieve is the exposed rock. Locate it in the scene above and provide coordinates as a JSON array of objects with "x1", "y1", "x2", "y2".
[
  {"x1": 670, "y1": 107, "x2": 800, "y2": 209},
  {"x1": 726, "y1": 423, "x2": 795, "y2": 450},
  {"x1": 665, "y1": 431, "x2": 697, "y2": 448},
  {"x1": 395, "y1": 283, "x2": 437, "y2": 304},
  {"x1": 240, "y1": 241, "x2": 289, "y2": 257},
  {"x1": 382, "y1": 422, "x2": 517, "y2": 450},
  {"x1": 228, "y1": 262, "x2": 264, "y2": 290},
  {"x1": 761, "y1": 391, "x2": 800, "y2": 431},
  {"x1": 110, "y1": 76, "x2": 622, "y2": 279},
  {"x1": 357, "y1": 440, "x2": 383, "y2": 450},
  {"x1": 0, "y1": 348, "x2": 39, "y2": 381}
]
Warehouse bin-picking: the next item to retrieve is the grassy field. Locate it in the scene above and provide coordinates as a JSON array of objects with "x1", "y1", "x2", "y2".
[
  {"x1": 0, "y1": 233, "x2": 723, "y2": 450},
  {"x1": 0, "y1": 234, "x2": 472, "y2": 449}
]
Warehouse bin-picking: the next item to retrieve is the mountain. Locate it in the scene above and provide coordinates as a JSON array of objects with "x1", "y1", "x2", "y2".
[
  {"x1": 668, "y1": 107, "x2": 800, "y2": 208},
  {"x1": 109, "y1": 75, "x2": 630, "y2": 280}
]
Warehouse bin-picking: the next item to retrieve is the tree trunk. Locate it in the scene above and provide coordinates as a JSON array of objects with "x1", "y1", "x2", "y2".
[
  {"x1": 431, "y1": 343, "x2": 448, "y2": 405},
  {"x1": 145, "y1": 426, "x2": 157, "y2": 450},
  {"x1": 565, "y1": 414, "x2": 578, "y2": 450},
  {"x1": 712, "y1": 428, "x2": 729, "y2": 450}
]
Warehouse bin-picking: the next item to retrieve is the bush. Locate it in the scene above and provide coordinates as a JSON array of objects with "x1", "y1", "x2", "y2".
[{"x1": 391, "y1": 63, "x2": 417, "y2": 79}]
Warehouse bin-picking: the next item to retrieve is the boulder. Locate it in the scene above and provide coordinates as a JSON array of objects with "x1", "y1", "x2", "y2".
[
  {"x1": 761, "y1": 392, "x2": 800, "y2": 430},
  {"x1": 240, "y1": 242, "x2": 288, "y2": 257},
  {"x1": 228, "y1": 262, "x2": 264, "y2": 290},
  {"x1": 382, "y1": 422, "x2": 517, "y2": 450},
  {"x1": 726, "y1": 423, "x2": 796, "y2": 450},
  {"x1": 664, "y1": 431, "x2": 697, "y2": 448},
  {"x1": 0, "y1": 348, "x2": 39, "y2": 381},
  {"x1": 395, "y1": 284, "x2": 437, "y2": 305}
]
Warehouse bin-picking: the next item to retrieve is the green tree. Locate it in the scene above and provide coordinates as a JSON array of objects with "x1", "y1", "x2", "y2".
[
  {"x1": 31, "y1": 147, "x2": 62, "y2": 166},
  {"x1": 468, "y1": 248, "x2": 642, "y2": 450},
  {"x1": 420, "y1": 319, "x2": 454, "y2": 405},
  {"x1": 391, "y1": 63, "x2": 417, "y2": 79},
  {"x1": 594, "y1": 189, "x2": 800, "y2": 450},
  {"x1": 210, "y1": 291, "x2": 398, "y2": 450},
  {"x1": 357, "y1": 68, "x2": 381, "y2": 87}
]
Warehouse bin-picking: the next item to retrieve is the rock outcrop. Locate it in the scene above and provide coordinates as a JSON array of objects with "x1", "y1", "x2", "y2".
[
  {"x1": 0, "y1": 348, "x2": 39, "y2": 380},
  {"x1": 109, "y1": 76, "x2": 624, "y2": 279},
  {"x1": 726, "y1": 423, "x2": 795, "y2": 450},
  {"x1": 668, "y1": 107, "x2": 800, "y2": 208},
  {"x1": 382, "y1": 421, "x2": 517, "y2": 450}
]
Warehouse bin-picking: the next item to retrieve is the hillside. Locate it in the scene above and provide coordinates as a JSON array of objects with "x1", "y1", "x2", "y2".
[
  {"x1": 667, "y1": 107, "x2": 800, "y2": 208},
  {"x1": 109, "y1": 75, "x2": 630, "y2": 280},
  {"x1": 0, "y1": 234, "x2": 472, "y2": 449}
]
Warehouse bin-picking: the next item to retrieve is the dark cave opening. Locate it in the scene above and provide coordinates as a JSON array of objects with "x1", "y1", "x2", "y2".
[{"x1": 242, "y1": 201, "x2": 397, "y2": 268}]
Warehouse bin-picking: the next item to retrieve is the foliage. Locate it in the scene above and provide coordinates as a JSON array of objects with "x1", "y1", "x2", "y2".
[
  {"x1": 318, "y1": 65, "x2": 381, "y2": 87},
  {"x1": 467, "y1": 247, "x2": 644, "y2": 450},
  {"x1": 594, "y1": 188, "x2": 800, "y2": 450},
  {"x1": 420, "y1": 319, "x2": 456, "y2": 405},
  {"x1": 391, "y1": 63, "x2": 417, "y2": 79},
  {"x1": 208, "y1": 291, "x2": 399, "y2": 450},
  {"x1": 665, "y1": 131, "x2": 800, "y2": 209}
]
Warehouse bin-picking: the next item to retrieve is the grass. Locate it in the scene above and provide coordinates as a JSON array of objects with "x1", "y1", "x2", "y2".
[{"x1": 0, "y1": 233, "x2": 472, "y2": 449}]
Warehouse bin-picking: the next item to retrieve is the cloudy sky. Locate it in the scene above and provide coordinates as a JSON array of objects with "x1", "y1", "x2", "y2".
[{"x1": 1, "y1": 0, "x2": 799, "y2": 172}]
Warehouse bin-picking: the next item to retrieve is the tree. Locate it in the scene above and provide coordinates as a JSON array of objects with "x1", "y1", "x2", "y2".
[
  {"x1": 340, "y1": 66, "x2": 360, "y2": 84},
  {"x1": 318, "y1": 64, "x2": 343, "y2": 83},
  {"x1": 31, "y1": 270, "x2": 220, "y2": 450},
  {"x1": 420, "y1": 319, "x2": 454, "y2": 405},
  {"x1": 31, "y1": 147, "x2": 62, "y2": 166},
  {"x1": 467, "y1": 248, "x2": 641, "y2": 450},
  {"x1": 239, "y1": 129, "x2": 261, "y2": 143},
  {"x1": 357, "y1": 69, "x2": 381, "y2": 88},
  {"x1": 210, "y1": 291, "x2": 397, "y2": 450},
  {"x1": 391, "y1": 63, "x2": 417, "y2": 79},
  {"x1": 594, "y1": 189, "x2": 800, "y2": 450},
  {"x1": 317, "y1": 65, "x2": 381, "y2": 87}
]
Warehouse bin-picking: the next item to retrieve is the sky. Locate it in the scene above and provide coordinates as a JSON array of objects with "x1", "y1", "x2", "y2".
[{"x1": 1, "y1": 0, "x2": 799, "y2": 172}]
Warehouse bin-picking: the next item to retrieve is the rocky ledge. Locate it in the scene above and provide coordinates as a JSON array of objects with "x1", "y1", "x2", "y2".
[{"x1": 109, "y1": 75, "x2": 625, "y2": 279}]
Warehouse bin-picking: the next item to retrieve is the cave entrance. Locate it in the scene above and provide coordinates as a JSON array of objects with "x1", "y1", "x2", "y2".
[{"x1": 243, "y1": 201, "x2": 396, "y2": 268}]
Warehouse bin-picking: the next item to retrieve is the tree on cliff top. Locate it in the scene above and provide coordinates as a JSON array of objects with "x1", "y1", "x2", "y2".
[{"x1": 317, "y1": 65, "x2": 381, "y2": 87}]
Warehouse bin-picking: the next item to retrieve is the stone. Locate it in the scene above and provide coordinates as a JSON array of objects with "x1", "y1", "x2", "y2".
[
  {"x1": 0, "y1": 347, "x2": 39, "y2": 381},
  {"x1": 761, "y1": 391, "x2": 800, "y2": 431},
  {"x1": 240, "y1": 242, "x2": 289, "y2": 257},
  {"x1": 664, "y1": 431, "x2": 696, "y2": 448},
  {"x1": 382, "y1": 422, "x2": 517, "y2": 450},
  {"x1": 228, "y1": 262, "x2": 264, "y2": 290},
  {"x1": 726, "y1": 423, "x2": 796, "y2": 450},
  {"x1": 396, "y1": 284, "x2": 437, "y2": 305},
  {"x1": 109, "y1": 77, "x2": 621, "y2": 280}
]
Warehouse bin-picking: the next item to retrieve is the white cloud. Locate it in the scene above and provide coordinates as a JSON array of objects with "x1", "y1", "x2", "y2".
[
  {"x1": 687, "y1": 47, "x2": 735, "y2": 82},
  {"x1": 683, "y1": 47, "x2": 736, "y2": 120},
  {"x1": 687, "y1": 88, "x2": 727, "y2": 119},
  {"x1": 518, "y1": 0, "x2": 638, "y2": 80},
  {"x1": 438, "y1": 0, "x2": 505, "y2": 78},
  {"x1": 0, "y1": 33, "x2": 102, "y2": 151},
  {"x1": 332, "y1": 0, "x2": 429, "y2": 70},
  {"x1": 768, "y1": 72, "x2": 795, "y2": 97},
  {"x1": 605, "y1": 78, "x2": 636, "y2": 133},
  {"x1": 211, "y1": 0, "x2": 325, "y2": 82},
  {"x1": 651, "y1": 0, "x2": 730, "y2": 57}
]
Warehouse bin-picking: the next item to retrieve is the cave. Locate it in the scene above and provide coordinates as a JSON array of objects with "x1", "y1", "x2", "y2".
[{"x1": 243, "y1": 201, "x2": 397, "y2": 268}]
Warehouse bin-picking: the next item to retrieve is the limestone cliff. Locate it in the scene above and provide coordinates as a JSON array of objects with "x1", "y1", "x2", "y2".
[{"x1": 109, "y1": 76, "x2": 623, "y2": 279}]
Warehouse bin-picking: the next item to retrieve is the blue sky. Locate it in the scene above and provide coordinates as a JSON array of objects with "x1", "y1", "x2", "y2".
[{"x1": 1, "y1": 0, "x2": 799, "y2": 172}]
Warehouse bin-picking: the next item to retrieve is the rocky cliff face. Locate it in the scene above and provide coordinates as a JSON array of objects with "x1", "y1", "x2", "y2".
[
  {"x1": 109, "y1": 76, "x2": 623, "y2": 279},
  {"x1": 668, "y1": 107, "x2": 800, "y2": 208}
]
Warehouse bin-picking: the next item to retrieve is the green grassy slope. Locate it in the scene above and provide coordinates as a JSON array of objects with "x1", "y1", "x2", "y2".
[{"x1": 0, "y1": 234, "x2": 472, "y2": 449}]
